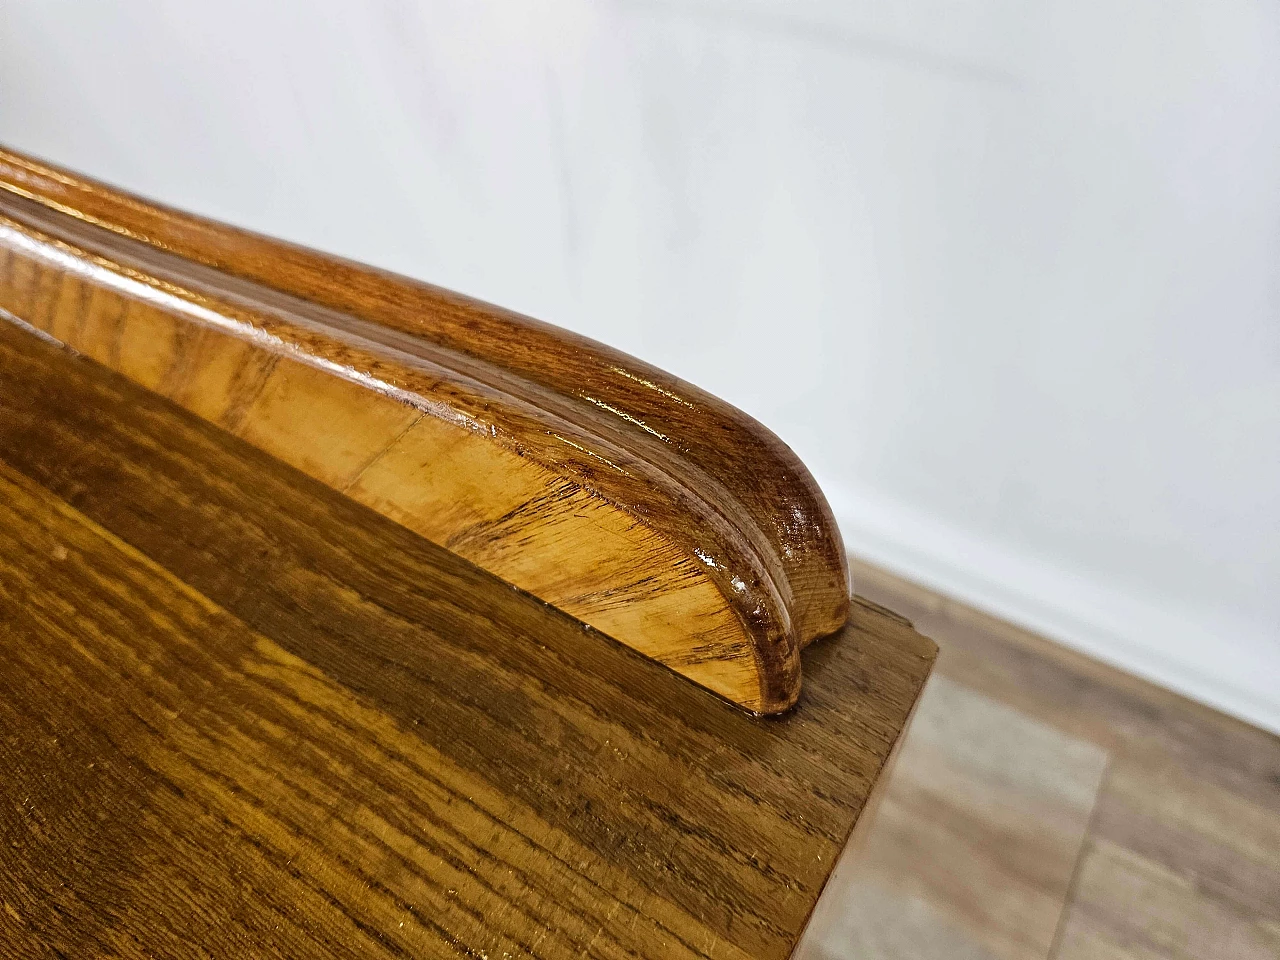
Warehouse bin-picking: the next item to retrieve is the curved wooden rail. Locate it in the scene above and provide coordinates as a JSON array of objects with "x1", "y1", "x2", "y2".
[{"x1": 0, "y1": 146, "x2": 850, "y2": 713}]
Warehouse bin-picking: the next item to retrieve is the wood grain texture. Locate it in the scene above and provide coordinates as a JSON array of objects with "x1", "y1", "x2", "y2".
[
  {"x1": 0, "y1": 322, "x2": 936, "y2": 959},
  {"x1": 0, "y1": 145, "x2": 852, "y2": 713}
]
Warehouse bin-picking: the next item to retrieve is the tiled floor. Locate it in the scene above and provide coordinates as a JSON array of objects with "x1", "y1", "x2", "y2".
[{"x1": 799, "y1": 559, "x2": 1280, "y2": 960}]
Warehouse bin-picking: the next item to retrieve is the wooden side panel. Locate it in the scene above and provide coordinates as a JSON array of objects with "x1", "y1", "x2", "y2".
[
  {"x1": 0, "y1": 187, "x2": 802, "y2": 711},
  {"x1": 0, "y1": 322, "x2": 938, "y2": 959},
  {"x1": 0, "y1": 146, "x2": 851, "y2": 649}
]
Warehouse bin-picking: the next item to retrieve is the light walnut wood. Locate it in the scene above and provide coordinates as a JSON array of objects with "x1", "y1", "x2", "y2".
[
  {"x1": 0, "y1": 146, "x2": 853, "y2": 713},
  {"x1": 0, "y1": 322, "x2": 937, "y2": 958}
]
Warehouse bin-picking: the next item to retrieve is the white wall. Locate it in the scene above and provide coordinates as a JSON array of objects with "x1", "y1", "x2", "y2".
[{"x1": 4, "y1": 0, "x2": 1278, "y2": 731}]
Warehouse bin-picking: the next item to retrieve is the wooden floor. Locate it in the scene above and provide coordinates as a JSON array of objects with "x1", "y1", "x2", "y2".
[{"x1": 800, "y1": 560, "x2": 1280, "y2": 960}]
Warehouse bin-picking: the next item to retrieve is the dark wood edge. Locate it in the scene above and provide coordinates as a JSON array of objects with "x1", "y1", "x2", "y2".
[{"x1": 0, "y1": 145, "x2": 852, "y2": 712}]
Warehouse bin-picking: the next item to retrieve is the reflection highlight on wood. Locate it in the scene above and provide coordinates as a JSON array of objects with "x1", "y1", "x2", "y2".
[
  {"x1": 0, "y1": 322, "x2": 937, "y2": 958},
  {"x1": 0, "y1": 145, "x2": 852, "y2": 713}
]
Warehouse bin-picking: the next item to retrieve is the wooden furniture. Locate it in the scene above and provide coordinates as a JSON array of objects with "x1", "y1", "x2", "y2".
[
  {"x1": 0, "y1": 148, "x2": 936, "y2": 959},
  {"x1": 0, "y1": 147, "x2": 855, "y2": 715}
]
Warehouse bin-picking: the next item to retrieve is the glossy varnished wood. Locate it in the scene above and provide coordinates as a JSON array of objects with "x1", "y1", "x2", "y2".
[
  {"x1": 0, "y1": 324, "x2": 935, "y2": 959},
  {"x1": 0, "y1": 146, "x2": 850, "y2": 713}
]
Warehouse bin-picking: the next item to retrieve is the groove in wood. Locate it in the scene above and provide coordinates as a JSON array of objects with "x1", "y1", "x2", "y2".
[
  {"x1": 0, "y1": 320, "x2": 936, "y2": 958},
  {"x1": 0, "y1": 146, "x2": 853, "y2": 712}
]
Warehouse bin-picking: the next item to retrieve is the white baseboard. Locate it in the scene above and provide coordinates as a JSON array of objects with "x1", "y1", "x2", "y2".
[{"x1": 822, "y1": 482, "x2": 1280, "y2": 736}]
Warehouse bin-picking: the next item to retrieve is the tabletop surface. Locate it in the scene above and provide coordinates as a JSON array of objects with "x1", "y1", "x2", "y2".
[{"x1": 0, "y1": 319, "x2": 935, "y2": 960}]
